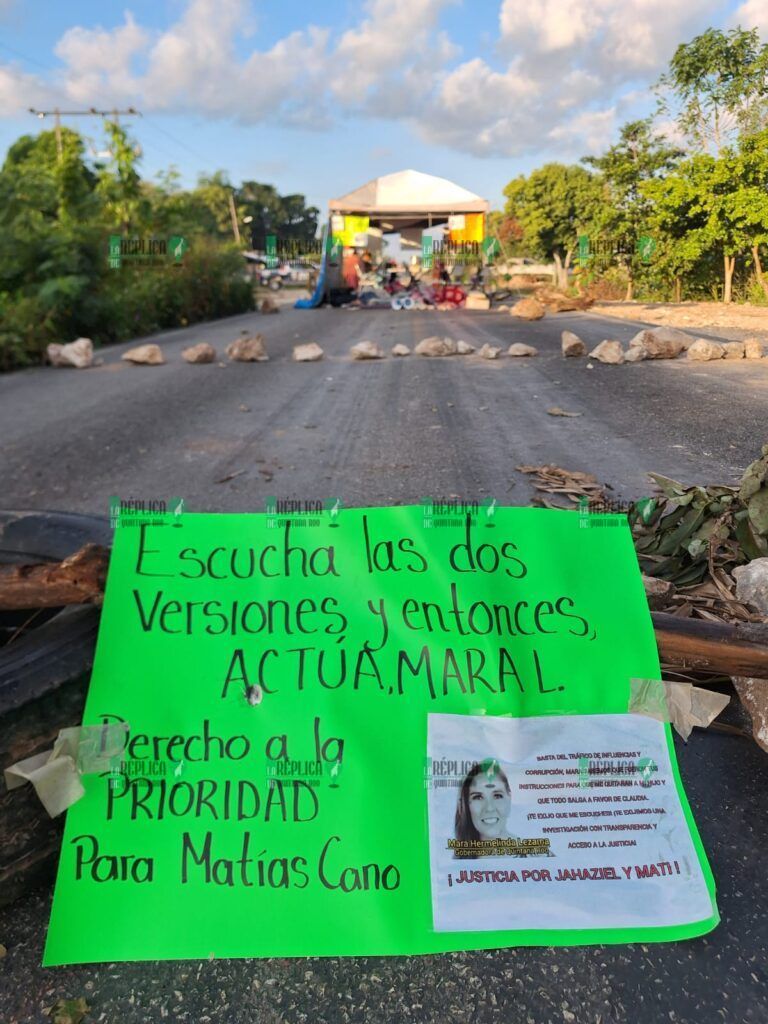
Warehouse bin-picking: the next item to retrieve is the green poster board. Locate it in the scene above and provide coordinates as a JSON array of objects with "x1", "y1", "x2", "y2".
[{"x1": 44, "y1": 507, "x2": 717, "y2": 964}]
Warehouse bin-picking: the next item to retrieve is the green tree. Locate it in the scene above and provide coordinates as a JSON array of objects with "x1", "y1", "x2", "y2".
[
  {"x1": 503, "y1": 163, "x2": 604, "y2": 290},
  {"x1": 724, "y1": 129, "x2": 768, "y2": 299},
  {"x1": 96, "y1": 121, "x2": 147, "y2": 232},
  {"x1": 196, "y1": 170, "x2": 239, "y2": 240},
  {"x1": 145, "y1": 167, "x2": 221, "y2": 238},
  {"x1": 0, "y1": 128, "x2": 104, "y2": 360},
  {"x1": 658, "y1": 27, "x2": 768, "y2": 153},
  {"x1": 654, "y1": 28, "x2": 768, "y2": 300},
  {"x1": 584, "y1": 119, "x2": 681, "y2": 299},
  {"x1": 642, "y1": 155, "x2": 714, "y2": 300}
]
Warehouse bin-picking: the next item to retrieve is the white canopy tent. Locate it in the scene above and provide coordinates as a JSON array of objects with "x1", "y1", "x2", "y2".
[{"x1": 329, "y1": 169, "x2": 489, "y2": 237}]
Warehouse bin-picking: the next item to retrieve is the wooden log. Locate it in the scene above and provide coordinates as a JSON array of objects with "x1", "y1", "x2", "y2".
[
  {"x1": 0, "y1": 544, "x2": 108, "y2": 610},
  {"x1": 652, "y1": 612, "x2": 768, "y2": 680}
]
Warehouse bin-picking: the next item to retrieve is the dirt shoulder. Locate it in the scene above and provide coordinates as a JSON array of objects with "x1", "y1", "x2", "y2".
[{"x1": 591, "y1": 300, "x2": 768, "y2": 341}]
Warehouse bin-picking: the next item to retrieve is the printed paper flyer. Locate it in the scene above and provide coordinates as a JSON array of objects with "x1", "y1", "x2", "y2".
[{"x1": 427, "y1": 713, "x2": 715, "y2": 933}]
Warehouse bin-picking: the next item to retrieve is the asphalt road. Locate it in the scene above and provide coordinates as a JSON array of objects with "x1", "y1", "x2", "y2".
[
  {"x1": 1, "y1": 306, "x2": 766, "y2": 516},
  {"x1": 1, "y1": 305, "x2": 768, "y2": 1024}
]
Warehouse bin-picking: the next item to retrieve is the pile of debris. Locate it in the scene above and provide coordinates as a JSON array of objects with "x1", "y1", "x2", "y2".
[{"x1": 517, "y1": 449, "x2": 768, "y2": 750}]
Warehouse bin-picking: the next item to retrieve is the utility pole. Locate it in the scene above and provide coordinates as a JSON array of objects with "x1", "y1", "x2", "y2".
[{"x1": 28, "y1": 107, "x2": 141, "y2": 161}]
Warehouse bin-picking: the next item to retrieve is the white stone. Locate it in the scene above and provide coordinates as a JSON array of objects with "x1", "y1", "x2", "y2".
[
  {"x1": 122, "y1": 344, "x2": 165, "y2": 365},
  {"x1": 464, "y1": 291, "x2": 491, "y2": 310},
  {"x1": 415, "y1": 336, "x2": 458, "y2": 356},
  {"x1": 183, "y1": 342, "x2": 217, "y2": 364},
  {"x1": 46, "y1": 337, "x2": 94, "y2": 369},
  {"x1": 350, "y1": 340, "x2": 385, "y2": 360},
  {"x1": 293, "y1": 342, "x2": 324, "y2": 362},
  {"x1": 510, "y1": 297, "x2": 545, "y2": 321},
  {"x1": 226, "y1": 335, "x2": 268, "y2": 362}
]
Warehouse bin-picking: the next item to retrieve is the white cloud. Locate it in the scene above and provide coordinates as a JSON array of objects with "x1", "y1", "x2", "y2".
[
  {"x1": 733, "y1": 0, "x2": 768, "y2": 35},
  {"x1": 0, "y1": 63, "x2": 56, "y2": 112},
  {"x1": 54, "y1": 12, "x2": 149, "y2": 104},
  {"x1": 547, "y1": 107, "x2": 617, "y2": 155},
  {"x1": 0, "y1": 0, "x2": 745, "y2": 163},
  {"x1": 500, "y1": 0, "x2": 722, "y2": 77}
]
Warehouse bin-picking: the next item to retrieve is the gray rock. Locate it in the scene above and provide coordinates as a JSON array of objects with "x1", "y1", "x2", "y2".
[
  {"x1": 745, "y1": 337, "x2": 768, "y2": 359},
  {"x1": 561, "y1": 330, "x2": 586, "y2": 357},
  {"x1": 507, "y1": 343, "x2": 538, "y2": 357},
  {"x1": 642, "y1": 574, "x2": 676, "y2": 609},
  {"x1": 624, "y1": 345, "x2": 648, "y2": 363},
  {"x1": 722, "y1": 341, "x2": 745, "y2": 359},
  {"x1": 588, "y1": 340, "x2": 624, "y2": 364},
  {"x1": 732, "y1": 558, "x2": 768, "y2": 751},
  {"x1": 733, "y1": 676, "x2": 768, "y2": 753},
  {"x1": 686, "y1": 338, "x2": 725, "y2": 361},
  {"x1": 478, "y1": 343, "x2": 501, "y2": 360},
  {"x1": 734, "y1": 558, "x2": 768, "y2": 614},
  {"x1": 629, "y1": 329, "x2": 686, "y2": 359}
]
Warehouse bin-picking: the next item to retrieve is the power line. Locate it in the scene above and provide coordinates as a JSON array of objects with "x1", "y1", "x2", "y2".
[
  {"x1": 29, "y1": 107, "x2": 141, "y2": 160},
  {"x1": 141, "y1": 115, "x2": 210, "y2": 165},
  {"x1": 3, "y1": 40, "x2": 208, "y2": 170}
]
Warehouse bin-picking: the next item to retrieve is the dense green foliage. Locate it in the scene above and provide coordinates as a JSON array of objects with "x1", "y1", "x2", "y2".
[
  {"x1": 0, "y1": 120, "x2": 317, "y2": 371},
  {"x1": 501, "y1": 28, "x2": 768, "y2": 303}
]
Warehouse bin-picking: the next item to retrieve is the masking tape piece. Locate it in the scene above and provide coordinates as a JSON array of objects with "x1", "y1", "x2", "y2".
[
  {"x1": 4, "y1": 723, "x2": 129, "y2": 817},
  {"x1": 629, "y1": 678, "x2": 730, "y2": 741}
]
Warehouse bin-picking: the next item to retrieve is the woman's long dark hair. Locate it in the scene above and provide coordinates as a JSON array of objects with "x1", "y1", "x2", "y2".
[{"x1": 454, "y1": 759, "x2": 511, "y2": 842}]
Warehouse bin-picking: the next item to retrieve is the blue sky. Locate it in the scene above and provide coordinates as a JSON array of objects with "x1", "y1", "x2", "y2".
[{"x1": 0, "y1": 0, "x2": 762, "y2": 212}]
